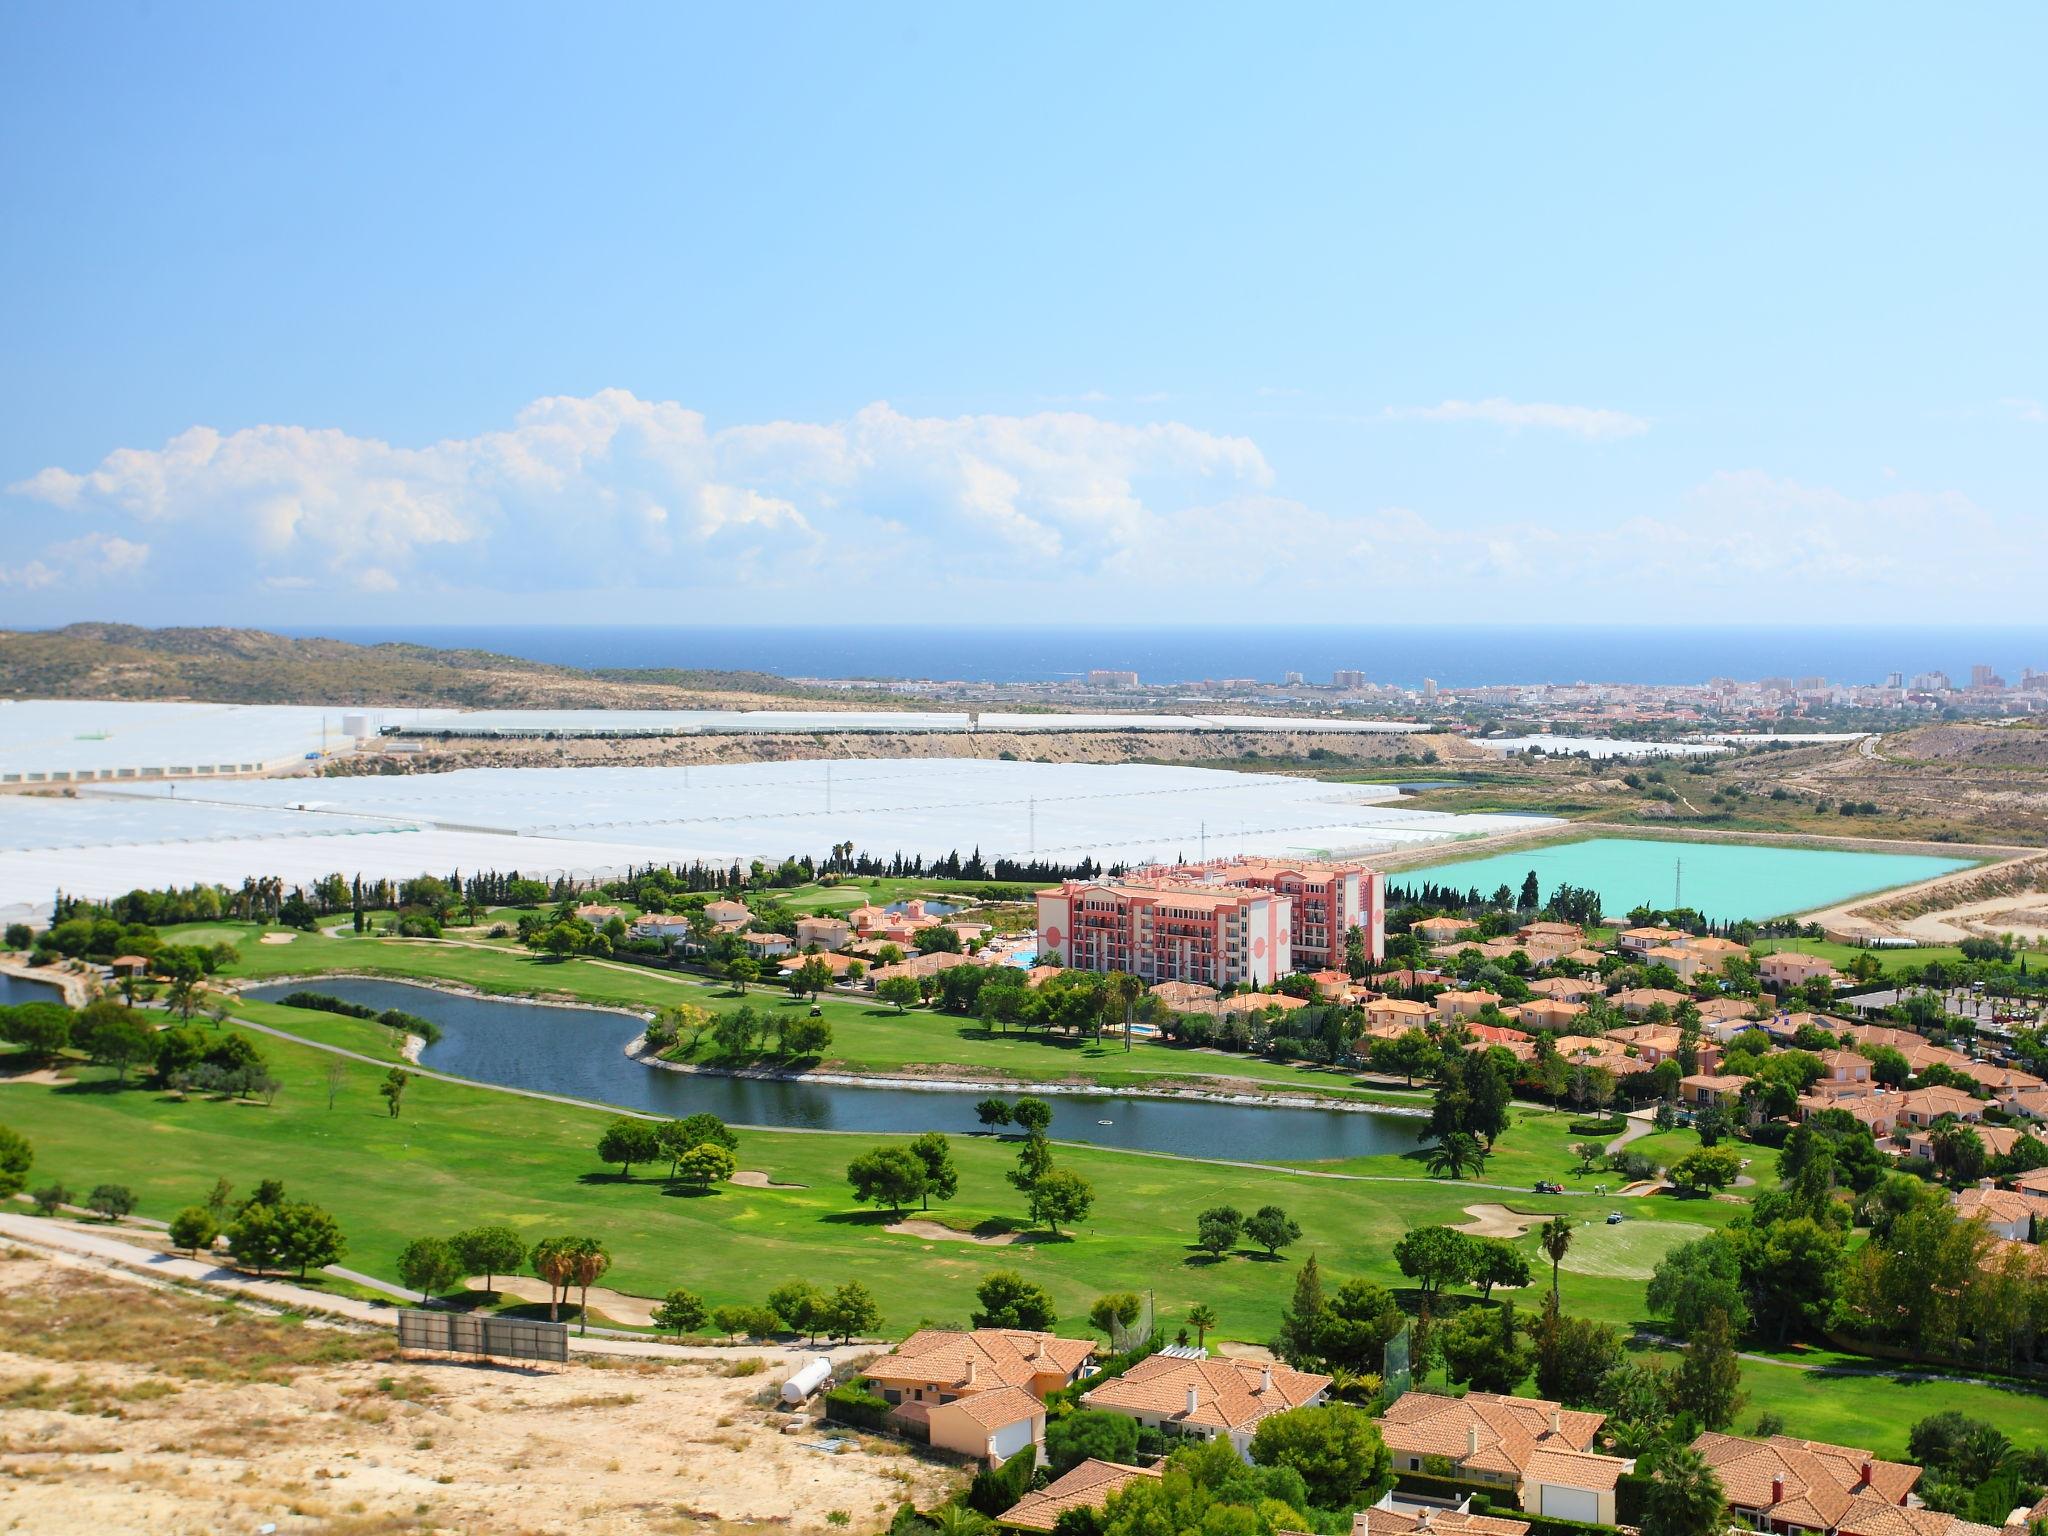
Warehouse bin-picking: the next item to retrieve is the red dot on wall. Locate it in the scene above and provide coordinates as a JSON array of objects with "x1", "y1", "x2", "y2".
[
  {"x1": 1253, "y1": 937, "x2": 1267, "y2": 958},
  {"x1": 1045, "y1": 926, "x2": 1063, "y2": 947}
]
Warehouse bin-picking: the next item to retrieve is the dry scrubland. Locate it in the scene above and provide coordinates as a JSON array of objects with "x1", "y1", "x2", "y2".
[{"x1": 0, "y1": 1244, "x2": 958, "y2": 1536}]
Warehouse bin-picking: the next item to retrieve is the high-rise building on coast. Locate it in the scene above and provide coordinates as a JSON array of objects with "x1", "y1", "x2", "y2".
[{"x1": 1332, "y1": 669, "x2": 1366, "y2": 689}]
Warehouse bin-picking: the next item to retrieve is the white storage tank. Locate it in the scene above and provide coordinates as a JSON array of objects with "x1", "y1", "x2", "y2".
[
  {"x1": 341, "y1": 713, "x2": 371, "y2": 741},
  {"x1": 780, "y1": 1355, "x2": 832, "y2": 1405}
]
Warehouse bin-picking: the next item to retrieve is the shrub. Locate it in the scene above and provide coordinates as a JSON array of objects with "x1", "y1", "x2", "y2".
[{"x1": 823, "y1": 1381, "x2": 894, "y2": 1431}]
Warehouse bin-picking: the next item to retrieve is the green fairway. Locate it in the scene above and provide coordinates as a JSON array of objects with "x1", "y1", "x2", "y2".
[{"x1": 1750, "y1": 936, "x2": 1969, "y2": 973}]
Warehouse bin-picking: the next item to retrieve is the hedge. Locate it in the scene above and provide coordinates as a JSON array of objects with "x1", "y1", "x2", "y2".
[
  {"x1": 1567, "y1": 1118, "x2": 1627, "y2": 1136},
  {"x1": 824, "y1": 1382, "x2": 895, "y2": 1431}
]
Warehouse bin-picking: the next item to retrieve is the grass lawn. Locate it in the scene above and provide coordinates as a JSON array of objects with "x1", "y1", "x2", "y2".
[
  {"x1": 1750, "y1": 936, "x2": 1968, "y2": 973},
  {"x1": 9, "y1": 1010, "x2": 2046, "y2": 1448}
]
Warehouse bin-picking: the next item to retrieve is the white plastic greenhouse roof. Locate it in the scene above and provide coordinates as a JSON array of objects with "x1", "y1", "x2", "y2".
[{"x1": 0, "y1": 758, "x2": 1557, "y2": 920}]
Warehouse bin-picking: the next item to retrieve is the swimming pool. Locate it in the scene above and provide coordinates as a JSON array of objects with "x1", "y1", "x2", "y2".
[{"x1": 1400, "y1": 836, "x2": 1973, "y2": 922}]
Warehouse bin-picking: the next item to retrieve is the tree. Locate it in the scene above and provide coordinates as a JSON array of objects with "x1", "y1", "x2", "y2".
[
  {"x1": 1669, "y1": 1306, "x2": 1745, "y2": 1431},
  {"x1": 1319, "y1": 1278, "x2": 1406, "y2": 1374},
  {"x1": 1393, "y1": 1225, "x2": 1474, "y2": 1296},
  {"x1": 30, "y1": 1182, "x2": 70, "y2": 1216},
  {"x1": 0, "y1": 1003, "x2": 71, "y2": 1062},
  {"x1": 451, "y1": 1224, "x2": 526, "y2": 1297},
  {"x1": 907, "y1": 1131, "x2": 958, "y2": 1209},
  {"x1": 1638, "y1": 1443, "x2": 1730, "y2": 1536},
  {"x1": 1196, "y1": 1205, "x2": 1245, "y2": 1258},
  {"x1": 1028, "y1": 1167, "x2": 1094, "y2": 1234},
  {"x1": 1669, "y1": 1145, "x2": 1743, "y2": 1194},
  {"x1": 675, "y1": 1142, "x2": 737, "y2": 1188},
  {"x1": 1008, "y1": 1131, "x2": 1054, "y2": 1196},
  {"x1": 788, "y1": 955, "x2": 835, "y2": 1001},
  {"x1": 656, "y1": 1112, "x2": 738, "y2": 1176},
  {"x1": 654, "y1": 1287, "x2": 709, "y2": 1337},
  {"x1": 727, "y1": 957, "x2": 761, "y2": 994},
  {"x1": 821, "y1": 1279, "x2": 881, "y2": 1341},
  {"x1": 396, "y1": 1235, "x2": 463, "y2": 1301},
  {"x1": 531, "y1": 1237, "x2": 580, "y2": 1322},
  {"x1": 0, "y1": 1126, "x2": 30, "y2": 1199},
  {"x1": 73, "y1": 1002, "x2": 152, "y2": 1082},
  {"x1": 1425, "y1": 1132, "x2": 1487, "y2": 1180},
  {"x1": 1244, "y1": 1205, "x2": 1302, "y2": 1258},
  {"x1": 972, "y1": 1269, "x2": 1055, "y2": 1329},
  {"x1": 846, "y1": 1146, "x2": 929, "y2": 1215},
  {"x1": 168, "y1": 1205, "x2": 218, "y2": 1256},
  {"x1": 1533, "y1": 1294, "x2": 1625, "y2": 1407},
  {"x1": 86, "y1": 1183, "x2": 136, "y2": 1221},
  {"x1": 1470, "y1": 1238, "x2": 1532, "y2": 1299},
  {"x1": 379, "y1": 1068, "x2": 411, "y2": 1117},
  {"x1": 1248, "y1": 1403, "x2": 1393, "y2": 1510},
  {"x1": 1440, "y1": 1302, "x2": 1534, "y2": 1394},
  {"x1": 1647, "y1": 1234, "x2": 1749, "y2": 1336},
  {"x1": 232, "y1": 1200, "x2": 345, "y2": 1278},
  {"x1": 1012, "y1": 1096, "x2": 1053, "y2": 1136},
  {"x1": 1046, "y1": 1409, "x2": 1140, "y2": 1476},
  {"x1": 1276, "y1": 1252, "x2": 1328, "y2": 1368},
  {"x1": 1540, "y1": 1215, "x2": 1574, "y2": 1300},
  {"x1": 597, "y1": 1117, "x2": 661, "y2": 1179},
  {"x1": 324, "y1": 1056, "x2": 347, "y2": 1110},
  {"x1": 974, "y1": 1097, "x2": 1012, "y2": 1132},
  {"x1": 876, "y1": 975, "x2": 921, "y2": 1013},
  {"x1": 1185, "y1": 1302, "x2": 1219, "y2": 1348},
  {"x1": 565, "y1": 1236, "x2": 611, "y2": 1335},
  {"x1": 1089, "y1": 1291, "x2": 1142, "y2": 1343},
  {"x1": 767, "y1": 1279, "x2": 826, "y2": 1340}
]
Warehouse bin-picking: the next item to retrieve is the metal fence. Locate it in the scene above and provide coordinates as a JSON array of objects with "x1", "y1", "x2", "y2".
[{"x1": 398, "y1": 1309, "x2": 569, "y2": 1364}]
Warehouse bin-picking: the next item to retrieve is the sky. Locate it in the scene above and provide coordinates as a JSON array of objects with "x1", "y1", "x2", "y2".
[{"x1": 1, "y1": 3, "x2": 2043, "y2": 628}]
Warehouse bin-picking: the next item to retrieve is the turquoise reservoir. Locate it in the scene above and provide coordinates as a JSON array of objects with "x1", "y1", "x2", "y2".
[{"x1": 1401, "y1": 836, "x2": 1972, "y2": 922}]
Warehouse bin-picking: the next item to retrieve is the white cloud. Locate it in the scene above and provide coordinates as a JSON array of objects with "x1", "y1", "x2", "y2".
[
  {"x1": 1387, "y1": 396, "x2": 1650, "y2": 441},
  {"x1": 4, "y1": 391, "x2": 1271, "y2": 606},
  {"x1": 0, "y1": 531, "x2": 149, "y2": 590}
]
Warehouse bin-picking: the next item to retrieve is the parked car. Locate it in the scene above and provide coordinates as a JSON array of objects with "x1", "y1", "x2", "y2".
[{"x1": 1606, "y1": 1210, "x2": 1625, "y2": 1224}]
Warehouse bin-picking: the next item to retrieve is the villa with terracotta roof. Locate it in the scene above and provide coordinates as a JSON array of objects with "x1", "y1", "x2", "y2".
[
  {"x1": 1612, "y1": 986, "x2": 1690, "y2": 1018},
  {"x1": 1617, "y1": 925, "x2": 1685, "y2": 956},
  {"x1": 1511, "y1": 998, "x2": 1586, "y2": 1033},
  {"x1": 1689, "y1": 1431, "x2": 1974, "y2": 1536},
  {"x1": 1435, "y1": 988, "x2": 1503, "y2": 1022},
  {"x1": 1893, "y1": 1086, "x2": 1983, "y2": 1129},
  {"x1": 794, "y1": 915, "x2": 854, "y2": 951},
  {"x1": 1080, "y1": 1353, "x2": 1328, "y2": 1459},
  {"x1": 1798, "y1": 1093, "x2": 1896, "y2": 1138},
  {"x1": 1351, "y1": 1505, "x2": 1531, "y2": 1536},
  {"x1": 865, "y1": 1328, "x2": 1095, "y2": 1466},
  {"x1": 1377, "y1": 1392, "x2": 1631, "y2": 1525},
  {"x1": 1413, "y1": 916, "x2": 1477, "y2": 942},
  {"x1": 1760, "y1": 951, "x2": 1842, "y2": 990},
  {"x1": 1952, "y1": 1181, "x2": 2048, "y2": 1242},
  {"x1": 1679, "y1": 1072, "x2": 1752, "y2": 1110},
  {"x1": 999, "y1": 1459, "x2": 1161, "y2": 1530},
  {"x1": 1528, "y1": 976, "x2": 1598, "y2": 1003}
]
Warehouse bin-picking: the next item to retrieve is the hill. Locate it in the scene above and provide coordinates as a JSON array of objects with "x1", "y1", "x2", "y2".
[{"x1": 0, "y1": 623, "x2": 894, "y2": 710}]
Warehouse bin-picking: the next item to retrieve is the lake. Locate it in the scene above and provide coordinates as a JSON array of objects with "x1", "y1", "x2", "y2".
[
  {"x1": 244, "y1": 977, "x2": 1424, "y2": 1164},
  {"x1": 0, "y1": 973, "x2": 63, "y2": 1007},
  {"x1": 1399, "y1": 835, "x2": 1972, "y2": 922}
]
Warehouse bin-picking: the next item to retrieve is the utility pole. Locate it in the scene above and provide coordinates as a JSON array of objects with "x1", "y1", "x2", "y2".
[{"x1": 1028, "y1": 796, "x2": 1036, "y2": 858}]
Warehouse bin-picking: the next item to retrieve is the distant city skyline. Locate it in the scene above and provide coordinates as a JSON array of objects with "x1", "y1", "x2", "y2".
[{"x1": 2, "y1": 5, "x2": 2044, "y2": 626}]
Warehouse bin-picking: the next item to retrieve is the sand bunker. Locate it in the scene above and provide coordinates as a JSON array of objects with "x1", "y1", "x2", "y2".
[
  {"x1": 258, "y1": 932, "x2": 296, "y2": 944},
  {"x1": 466, "y1": 1274, "x2": 658, "y2": 1327},
  {"x1": 731, "y1": 1170, "x2": 806, "y2": 1189},
  {"x1": 0, "y1": 1068, "x2": 72, "y2": 1087},
  {"x1": 1454, "y1": 1204, "x2": 1551, "y2": 1239},
  {"x1": 885, "y1": 1219, "x2": 1038, "y2": 1246}
]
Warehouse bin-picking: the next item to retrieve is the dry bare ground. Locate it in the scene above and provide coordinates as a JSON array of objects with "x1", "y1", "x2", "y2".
[{"x1": 0, "y1": 1246, "x2": 962, "y2": 1536}]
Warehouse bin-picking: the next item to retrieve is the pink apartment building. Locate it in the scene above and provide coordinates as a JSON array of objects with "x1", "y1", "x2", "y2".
[
  {"x1": 1127, "y1": 857, "x2": 1384, "y2": 969},
  {"x1": 1036, "y1": 879, "x2": 1293, "y2": 987}
]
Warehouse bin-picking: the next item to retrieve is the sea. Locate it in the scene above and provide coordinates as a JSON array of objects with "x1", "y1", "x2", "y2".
[{"x1": 301, "y1": 624, "x2": 2048, "y2": 692}]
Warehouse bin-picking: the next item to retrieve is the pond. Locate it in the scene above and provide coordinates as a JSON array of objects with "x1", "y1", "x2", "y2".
[
  {"x1": 1401, "y1": 835, "x2": 1973, "y2": 922},
  {"x1": 244, "y1": 977, "x2": 1424, "y2": 1163},
  {"x1": 886, "y1": 898, "x2": 960, "y2": 916},
  {"x1": 0, "y1": 973, "x2": 64, "y2": 1007}
]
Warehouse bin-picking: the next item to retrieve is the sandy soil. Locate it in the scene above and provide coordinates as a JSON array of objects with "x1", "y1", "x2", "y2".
[
  {"x1": 731, "y1": 1170, "x2": 807, "y2": 1189},
  {"x1": 1454, "y1": 1205, "x2": 1548, "y2": 1239},
  {"x1": 883, "y1": 1218, "x2": 1037, "y2": 1246},
  {"x1": 0, "y1": 1067, "x2": 72, "y2": 1087},
  {"x1": 0, "y1": 1247, "x2": 962, "y2": 1535},
  {"x1": 466, "y1": 1275, "x2": 660, "y2": 1328},
  {"x1": 258, "y1": 932, "x2": 298, "y2": 945}
]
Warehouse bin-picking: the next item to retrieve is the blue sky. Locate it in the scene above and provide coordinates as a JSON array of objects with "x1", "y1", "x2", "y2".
[{"x1": 1, "y1": 3, "x2": 2042, "y2": 626}]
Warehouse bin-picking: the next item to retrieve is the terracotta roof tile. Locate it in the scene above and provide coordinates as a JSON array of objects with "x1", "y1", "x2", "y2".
[
  {"x1": 1000, "y1": 1459, "x2": 1160, "y2": 1531},
  {"x1": 1081, "y1": 1354, "x2": 1328, "y2": 1434}
]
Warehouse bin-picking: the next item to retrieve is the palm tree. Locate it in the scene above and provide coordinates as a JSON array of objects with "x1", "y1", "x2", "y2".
[
  {"x1": 1639, "y1": 1444, "x2": 1729, "y2": 1536},
  {"x1": 567, "y1": 1237, "x2": 612, "y2": 1336},
  {"x1": 1425, "y1": 1132, "x2": 1485, "y2": 1180},
  {"x1": 1104, "y1": 971, "x2": 1145, "y2": 1052},
  {"x1": 928, "y1": 1505, "x2": 992, "y2": 1536},
  {"x1": 1186, "y1": 1302, "x2": 1218, "y2": 1348},
  {"x1": 530, "y1": 1237, "x2": 576, "y2": 1323},
  {"x1": 1541, "y1": 1215, "x2": 1574, "y2": 1301}
]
